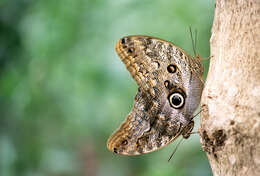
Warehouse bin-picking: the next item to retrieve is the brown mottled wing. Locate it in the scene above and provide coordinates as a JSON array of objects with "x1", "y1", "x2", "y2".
[{"x1": 107, "y1": 35, "x2": 203, "y2": 155}]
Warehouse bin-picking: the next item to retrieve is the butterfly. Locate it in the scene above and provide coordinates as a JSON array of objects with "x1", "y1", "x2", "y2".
[{"x1": 107, "y1": 34, "x2": 204, "y2": 155}]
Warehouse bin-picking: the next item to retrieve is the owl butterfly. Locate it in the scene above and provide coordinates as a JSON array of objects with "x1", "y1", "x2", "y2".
[{"x1": 107, "y1": 34, "x2": 204, "y2": 156}]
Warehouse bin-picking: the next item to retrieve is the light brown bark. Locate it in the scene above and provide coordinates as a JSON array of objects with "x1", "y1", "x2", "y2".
[{"x1": 200, "y1": 0, "x2": 260, "y2": 176}]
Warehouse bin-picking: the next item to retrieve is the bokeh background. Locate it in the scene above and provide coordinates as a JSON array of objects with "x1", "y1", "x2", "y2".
[{"x1": 0, "y1": 0, "x2": 214, "y2": 176}]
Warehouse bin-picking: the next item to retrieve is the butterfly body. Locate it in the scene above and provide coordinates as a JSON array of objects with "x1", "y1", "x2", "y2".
[{"x1": 107, "y1": 35, "x2": 204, "y2": 155}]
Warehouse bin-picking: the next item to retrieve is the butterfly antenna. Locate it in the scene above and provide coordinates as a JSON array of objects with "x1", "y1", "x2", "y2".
[
  {"x1": 195, "y1": 29, "x2": 198, "y2": 56},
  {"x1": 189, "y1": 26, "x2": 196, "y2": 57},
  {"x1": 168, "y1": 138, "x2": 184, "y2": 162}
]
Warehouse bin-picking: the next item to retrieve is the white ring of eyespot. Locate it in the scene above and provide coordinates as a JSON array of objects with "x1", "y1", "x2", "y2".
[{"x1": 169, "y1": 92, "x2": 184, "y2": 109}]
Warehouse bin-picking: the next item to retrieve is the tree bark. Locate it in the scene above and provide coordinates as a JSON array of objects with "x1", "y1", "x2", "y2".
[{"x1": 200, "y1": 0, "x2": 260, "y2": 176}]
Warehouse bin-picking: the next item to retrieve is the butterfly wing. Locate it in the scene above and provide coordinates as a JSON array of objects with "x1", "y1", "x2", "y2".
[{"x1": 107, "y1": 36, "x2": 203, "y2": 155}]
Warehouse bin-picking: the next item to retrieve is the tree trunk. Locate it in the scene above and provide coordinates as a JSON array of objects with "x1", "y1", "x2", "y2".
[{"x1": 200, "y1": 0, "x2": 260, "y2": 176}]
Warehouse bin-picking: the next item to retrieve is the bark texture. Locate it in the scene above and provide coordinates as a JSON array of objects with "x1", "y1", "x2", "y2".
[{"x1": 200, "y1": 0, "x2": 260, "y2": 176}]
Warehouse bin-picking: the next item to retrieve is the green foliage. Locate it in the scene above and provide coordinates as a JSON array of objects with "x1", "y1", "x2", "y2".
[{"x1": 0, "y1": 0, "x2": 214, "y2": 175}]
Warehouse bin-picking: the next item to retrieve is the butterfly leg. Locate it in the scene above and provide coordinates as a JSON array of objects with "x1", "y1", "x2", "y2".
[{"x1": 189, "y1": 131, "x2": 199, "y2": 135}]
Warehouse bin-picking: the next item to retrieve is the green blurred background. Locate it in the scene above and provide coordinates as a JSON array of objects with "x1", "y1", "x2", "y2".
[{"x1": 0, "y1": 0, "x2": 214, "y2": 176}]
